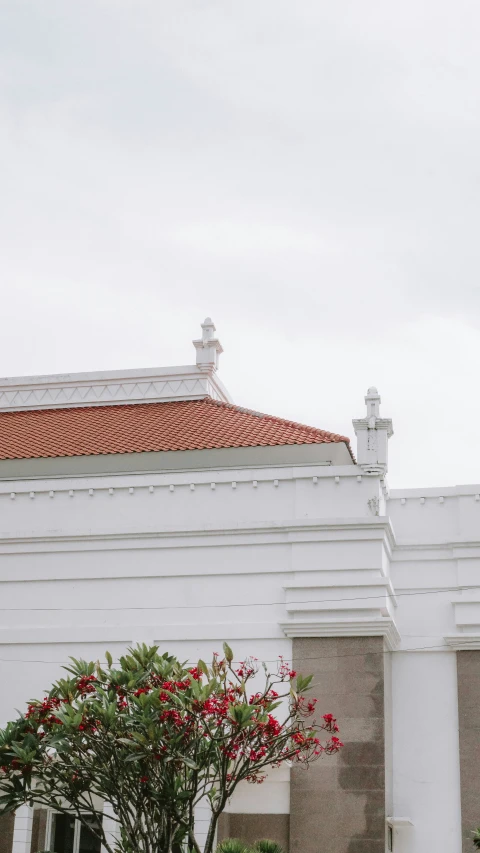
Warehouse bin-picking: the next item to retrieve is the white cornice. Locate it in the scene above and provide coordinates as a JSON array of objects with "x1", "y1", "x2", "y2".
[
  {"x1": 445, "y1": 634, "x2": 480, "y2": 651},
  {"x1": 390, "y1": 484, "x2": 480, "y2": 499},
  {"x1": 0, "y1": 364, "x2": 232, "y2": 411},
  {"x1": 280, "y1": 617, "x2": 400, "y2": 649},
  {"x1": 0, "y1": 516, "x2": 396, "y2": 546}
]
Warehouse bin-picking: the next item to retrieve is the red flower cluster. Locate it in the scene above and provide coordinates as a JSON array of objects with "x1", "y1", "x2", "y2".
[
  {"x1": 188, "y1": 667, "x2": 202, "y2": 681},
  {"x1": 76, "y1": 675, "x2": 97, "y2": 695},
  {"x1": 295, "y1": 696, "x2": 317, "y2": 717},
  {"x1": 159, "y1": 709, "x2": 183, "y2": 727},
  {"x1": 235, "y1": 660, "x2": 257, "y2": 679},
  {"x1": 25, "y1": 696, "x2": 66, "y2": 728},
  {"x1": 133, "y1": 687, "x2": 152, "y2": 697},
  {"x1": 277, "y1": 656, "x2": 297, "y2": 679},
  {"x1": 322, "y1": 713, "x2": 340, "y2": 733}
]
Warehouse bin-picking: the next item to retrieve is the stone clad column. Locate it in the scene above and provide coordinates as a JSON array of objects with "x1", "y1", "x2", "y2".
[
  {"x1": 0, "y1": 813, "x2": 15, "y2": 853},
  {"x1": 457, "y1": 651, "x2": 480, "y2": 852},
  {"x1": 30, "y1": 809, "x2": 48, "y2": 852},
  {"x1": 290, "y1": 637, "x2": 387, "y2": 853}
]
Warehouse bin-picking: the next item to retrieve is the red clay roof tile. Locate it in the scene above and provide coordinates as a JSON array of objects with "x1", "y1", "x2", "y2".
[{"x1": 0, "y1": 397, "x2": 352, "y2": 460}]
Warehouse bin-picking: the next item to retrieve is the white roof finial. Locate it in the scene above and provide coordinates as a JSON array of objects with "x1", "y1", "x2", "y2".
[
  {"x1": 352, "y1": 387, "x2": 393, "y2": 476},
  {"x1": 365, "y1": 386, "x2": 381, "y2": 422},
  {"x1": 193, "y1": 317, "x2": 224, "y2": 372},
  {"x1": 201, "y1": 317, "x2": 215, "y2": 343}
]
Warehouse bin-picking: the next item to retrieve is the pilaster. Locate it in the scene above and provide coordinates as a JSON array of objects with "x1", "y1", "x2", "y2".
[
  {"x1": 455, "y1": 651, "x2": 480, "y2": 852},
  {"x1": 290, "y1": 636, "x2": 388, "y2": 853},
  {"x1": 11, "y1": 805, "x2": 33, "y2": 853}
]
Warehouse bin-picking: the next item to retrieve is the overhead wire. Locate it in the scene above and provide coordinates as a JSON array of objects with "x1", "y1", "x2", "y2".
[
  {"x1": 0, "y1": 583, "x2": 476, "y2": 611},
  {"x1": 0, "y1": 642, "x2": 453, "y2": 665},
  {"x1": 0, "y1": 582, "x2": 470, "y2": 664}
]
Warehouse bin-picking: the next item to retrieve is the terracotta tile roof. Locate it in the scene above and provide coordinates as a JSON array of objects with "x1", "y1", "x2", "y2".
[{"x1": 0, "y1": 397, "x2": 352, "y2": 460}]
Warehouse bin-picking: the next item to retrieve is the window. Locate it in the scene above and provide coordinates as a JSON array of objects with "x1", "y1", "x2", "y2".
[{"x1": 47, "y1": 813, "x2": 103, "y2": 853}]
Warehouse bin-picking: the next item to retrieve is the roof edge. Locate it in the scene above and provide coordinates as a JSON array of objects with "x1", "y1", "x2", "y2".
[{"x1": 0, "y1": 364, "x2": 233, "y2": 412}]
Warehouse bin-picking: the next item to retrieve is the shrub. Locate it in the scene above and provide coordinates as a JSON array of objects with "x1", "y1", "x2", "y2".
[
  {"x1": 216, "y1": 839, "x2": 250, "y2": 853},
  {"x1": 253, "y1": 841, "x2": 286, "y2": 853}
]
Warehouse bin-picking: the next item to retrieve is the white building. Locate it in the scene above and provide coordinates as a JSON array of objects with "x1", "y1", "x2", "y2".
[{"x1": 0, "y1": 318, "x2": 478, "y2": 853}]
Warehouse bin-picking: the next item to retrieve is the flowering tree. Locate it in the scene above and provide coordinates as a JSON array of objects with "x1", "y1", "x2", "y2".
[{"x1": 0, "y1": 643, "x2": 342, "y2": 853}]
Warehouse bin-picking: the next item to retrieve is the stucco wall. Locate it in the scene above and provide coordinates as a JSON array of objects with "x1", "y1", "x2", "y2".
[{"x1": 1, "y1": 461, "x2": 479, "y2": 852}]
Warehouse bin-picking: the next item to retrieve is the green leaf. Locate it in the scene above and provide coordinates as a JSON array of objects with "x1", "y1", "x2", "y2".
[
  {"x1": 296, "y1": 674, "x2": 313, "y2": 693},
  {"x1": 223, "y1": 642, "x2": 234, "y2": 663},
  {"x1": 177, "y1": 755, "x2": 199, "y2": 770},
  {"x1": 105, "y1": 651, "x2": 113, "y2": 668},
  {"x1": 197, "y1": 659, "x2": 209, "y2": 676}
]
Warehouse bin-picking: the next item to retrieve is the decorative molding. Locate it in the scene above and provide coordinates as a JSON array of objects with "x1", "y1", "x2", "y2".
[
  {"x1": 0, "y1": 317, "x2": 231, "y2": 412},
  {"x1": 281, "y1": 570, "x2": 399, "y2": 648},
  {"x1": 0, "y1": 468, "x2": 370, "y2": 499},
  {"x1": 447, "y1": 598, "x2": 480, "y2": 646},
  {"x1": 390, "y1": 485, "x2": 480, "y2": 500},
  {"x1": 280, "y1": 617, "x2": 400, "y2": 649},
  {"x1": 386, "y1": 816, "x2": 413, "y2": 827},
  {"x1": 0, "y1": 364, "x2": 232, "y2": 412},
  {"x1": 0, "y1": 516, "x2": 396, "y2": 545},
  {"x1": 445, "y1": 634, "x2": 480, "y2": 650}
]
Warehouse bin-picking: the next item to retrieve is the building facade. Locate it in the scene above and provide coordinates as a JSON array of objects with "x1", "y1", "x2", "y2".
[{"x1": 0, "y1": 319, "x2": 479, "y2": 853}]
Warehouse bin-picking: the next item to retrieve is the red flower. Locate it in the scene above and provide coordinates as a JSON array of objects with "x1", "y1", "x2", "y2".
[{"x1": 188, "y1": 667, "x2": 202, "y2": 681}]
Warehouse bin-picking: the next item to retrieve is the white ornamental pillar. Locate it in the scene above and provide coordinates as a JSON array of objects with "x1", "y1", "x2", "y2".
[
  {"x1": 352, "y1": 386, "x2": 393, "y2": 475},
  {"x1": 192, "y1": 317, "x2": 223, "y2": 371},
  {"x1": 12, "y1": 805, "x2": 33, "y2": 853},
  {"x1": 102, "y1": 801, "x2": 119, "y2": 853}
]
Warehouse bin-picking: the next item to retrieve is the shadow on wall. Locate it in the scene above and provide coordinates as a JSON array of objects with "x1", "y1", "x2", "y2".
[
  {"x1": 337, "y1": 664, "x2": 385, "y2": 853},
  {"x1": 217, "y1": 814, "x2": 290, "y2": 853}
]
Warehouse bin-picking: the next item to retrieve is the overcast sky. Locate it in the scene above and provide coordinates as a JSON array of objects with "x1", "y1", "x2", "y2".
[{"x1": 1, "y1": 1, "x2": 479, "y2": 488}]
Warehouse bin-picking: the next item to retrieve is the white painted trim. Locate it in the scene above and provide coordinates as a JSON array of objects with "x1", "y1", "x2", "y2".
[
  {"x1": 386, "y1": 816, "x2": 413, "y2": 827},
  {"x1": 280, "y1": 616, "x2": 401, "y2": 649},
  {"x1": 45, "y1": 809, "x2": 54, "y2": 849},
  {"x1": 73, "y1": 816, "x2": 81, "y2": 852},
  {"x1": 0, "y1": 363, "x2": 232, "y2": 411},
  {"x1": 390, "y1": 484, "x2": 480, "y2": 498},
  {"x1": 444, "y1": 634, "x2": 480, "y2": 650},
  {"x1": 0, "y1": 516, "x2": 395, "y2": 544},
  {"x1": 284, "y1": 576, "x2": 398, "y2": 606},
  {"x1": 0, "y1": 463, "x2": 366, "y2": 494}
]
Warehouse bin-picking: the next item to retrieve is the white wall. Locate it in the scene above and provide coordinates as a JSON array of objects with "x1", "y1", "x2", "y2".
[
  {"x1": 387, "y1": 485, "x2": 480, "y2": 853},
  {"x1": 392, "y1": 651, "x2": 461, "y2": 853},
  {"x1": 2, "y1": 461, "x2": 479, "y2": 852}
]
